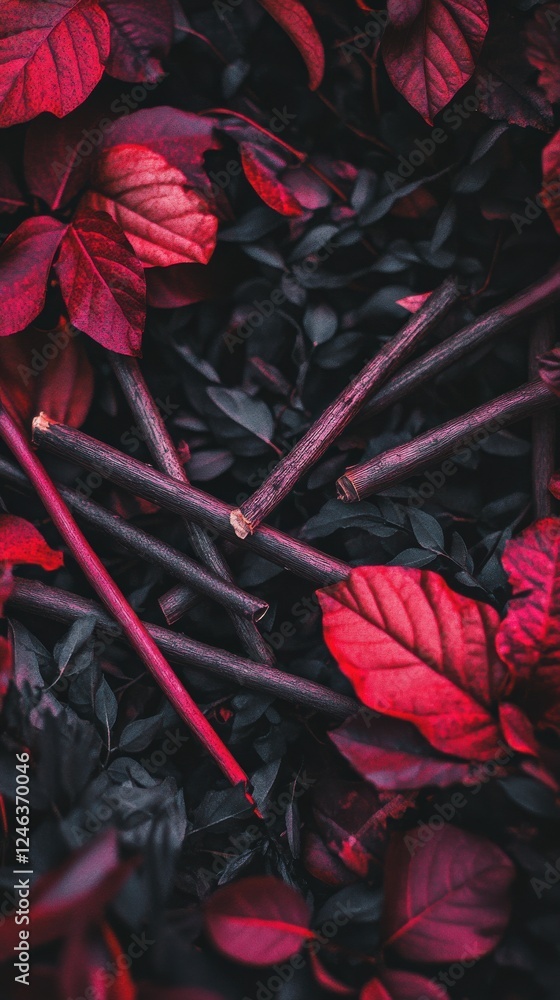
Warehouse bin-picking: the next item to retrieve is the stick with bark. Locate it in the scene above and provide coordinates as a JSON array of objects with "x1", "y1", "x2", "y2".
[
  {"x1": 0, "y1": 457, "x2": 268, "y2": 623},
  {"x1": 7, "y1": 580, "x2": 358, "y2": 720},
  {"x1": 529, "y1": 313, "x2": 557, "y2": 519},
  {"x1": 32, "y1": 414, "x2": 351, "y2": 585},
  {"x1": 108, "y1": 354, "x2": 273, "y2": 662},
  {"x1": 337, "y1": 380, "x2": 558, "y2": 501},
  {"x1": 355, "y1": 264, "x2": 560, "y2": 423},
  {"x1": 0, "y1": 404, "x2": 248, "y2": 790},
  {"x1": 229, "y1": 277, "x2": 460, "y2": 538}
]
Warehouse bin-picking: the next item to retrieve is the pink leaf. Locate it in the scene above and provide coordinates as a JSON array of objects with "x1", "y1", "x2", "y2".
[
  {"x1": 81, "y1": 144, "x2": 218, "y2": 266},
  {"x1": 0, "y1": 0, "x2": 110, "y2": 127},
  {"x1": 54, "y1": 209, "x2": 146, "y2": 354},
  {"x1": 396, "y1": 292, "x2": 432, "y2": 314},
  {"x1": 0, "y1": 217, "x2": 67, "y2": 337},
  {"x1": 240, "y1": 144, "x2": 304, "y2": 216},
  {"x1": 382, "y1": 824, "x2": 515, "y2": 961},
  {"x1": 101, "y1": 0, "x2": 173, "y2": 82},
  {"x1": 256, "y1": 0, "x2": 325, "y2": 90},
  {"x1": 0, "y1": 514, "x2": 63, "y2": 570},
  {"x1": 381, "y1": 0, "x2": 489, "y2": 124},
  {"x1": 204, "y1": 875, "x2": 313, "y2": 965}
]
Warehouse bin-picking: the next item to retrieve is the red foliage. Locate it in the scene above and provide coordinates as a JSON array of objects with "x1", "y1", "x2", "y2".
[
  {"x1": 0, "y1": 218, "x2": 67, "y2": 337},
  {"x1": 0, "y1": 514, "x2": 64, "y2": 571},
  {"x1": 256, "y1": 0, "x2": 325, "y2": 90},
  {"x1": 525, "y1": 3, "x2": 560, "y2": 106},
  {"x1": 101, "y1": 0, "x2": 173, "y2": 83},
  {"x1": 240, "y1": 145, "x2": 304, "y2": 217}
]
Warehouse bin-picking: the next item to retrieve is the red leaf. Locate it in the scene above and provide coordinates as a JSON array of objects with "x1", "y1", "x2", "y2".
[
  {"x1": 240, "y1": 145, "x2": 303, "y2": 217},
  {"x1": 309, "y1": 953, "x2": 354, "y2": 995},
  {"x1": 256, "y1": 0, "x2": 325, "y2": 90},
  {"x1": 0, "y1": 217, "x2": 67, "y2": 337},
  {"x1": 99, "y1": 106, "x2": 220, "y2": 191},
  {"x1": 386, "y1": 0, "x2": 423, "y2": 30},
  {"x1": 541, "y1": 132, "x2": 560, "y2": 234},
  {"x1": 145, "y1": 262, "x2": 215, "y2": 308},
  {"x1": 101, "y1": 0, "x2": 173, "y2": 83},
  {"x1": 0, "y1": 322, "x2": 95, "y2": 429},
  {"x1": 496, "y1": 518, "x2": 560, "y2": 735},
  {"x1": 362, "y1": 971, "x2": 449, "y2": 1000},
  {"x1": 497, "y1": 703, "x2": 539, "y2": 757},
  {"x1": 54, "y1": 209, "x2": 146, "y2": 354},
  {"x1": 81, "y1": 144, "x2": 218, "y2": 266},
  {"x1": 330, "y1": 713, "x2": 471, "y2": 791},
  {"x1": 395, "y1": 291, "x2": 432, "y2": 313},
  {"x1": 0, "y1": 514, "x2": 63, "y2": 571},
  {"x1": 318, "y1": 566, "x2": 506, "y2": 760},
  {"x1": 525, "y1": 4, "x2": 560, "y2": 106},
  {"x1": 303, "y1": 831, "x2": 359, "y2": 886},
  {"x1": 204, "y1": 875, "x2": 313, "y2": 965},
  {"x1": 381, "y1": 0, "x2": 489, "y2": 124},
  {"x1": 0, "y1": 0, "x2": 110, "y2": 127},
  {"x1": 382, "y1": 825, "x2": 515, "y2": 961}
]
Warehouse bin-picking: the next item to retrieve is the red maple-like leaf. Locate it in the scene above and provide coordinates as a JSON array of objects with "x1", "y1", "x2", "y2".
[
  {"x1": 240, "y1": 144, "x2": 304, "y2": 217},
  {"x1": 0, "y1": 0, "x2": 110, "y2": 127},
  {"x1": 496, "y1": 518, "x2": 560, "y2": 736},
  {"x1": 381, "y1": 0, "x2": 489, "y2": 124},
  {"x1": 362, "y1": 971, "x2": 449, "y2": 1000},
  {"x1": 525, "y1": 4, "x2": 560, "y2": 106},
  {"x1": 0, "y1": 514, "x2": 64, "y2": 571},
  {"x1": 204, "y1": 875, "x2": 313, "y2": 965},
  {"x1": 54, "y1": 209, "x2": 146, "y2": 354},
  {"x1": 382, "y1": 824, "x2": 515, "y2": 961},
  {"x1": 0, "y1": 321, "x2": 95, "y2": 429},
  {"x1": 81, "y1": 144, "x2": 218, "y2": 266},
  {"x1": 318, "y1": 566, "x2": 508, "y2": 760},
  {"x1": 256, "y1": 0, "x2": 325, "y2": 90},
  {"x1": 101, "y1": 0, "x2": 173, "y2": 83},
  {"x1": 0, "y1": 217, "x2": 67, "y2": 337}
]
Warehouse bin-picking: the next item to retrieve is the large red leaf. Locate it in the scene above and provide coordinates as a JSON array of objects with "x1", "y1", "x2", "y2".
[
  {"x1": 496, "y1": 518, "x2": 560, "y2": 735},
  {"x1": 54, "y1": 209, "x2": 146, "y2": 354},
  {"x1": 386, "y1": 0, "x2": 423, "y2": 29},
  {"x1": 0, "y1": 322, "x2": 94, "y2": 429},
  {"x1": 204, "y1": 875, "x2": 313, "y2": 965},
  {"x1": 240, "y1": 145, "x2": 303, "y2": 217},
  {"x1": 318, "y1": 566, "x2": 507, "y2": 760},
  {"x1": 256, "y1": 0, "x2": 324, "y2": 90},
  {"x1": 381, "y1": 0, "x2": 489, "y2": 124},
  {"x1": 330, "y1": 713, "x2": 471, "y2": 791},
  {"x1": 526, "y1": 4, "x2": 560, "y2": 106},
  {"x1": 0, "y1": 217, "x2": 67, "y2": 337},
  {"x1": 0, "y1": 514, "x2": 64, "y2": 570},
  {"x1": 539, "y1": 132, "x2": 560, "y2": 233},
  {"x1": 362, "y1": 971, "x2": 449, "y2": 1000},
  {"x1": 0, "y1": 0, "x2": 110, "y2": 127},
  {"x1": 382, "y1": 825, "x2": 515, "y2": 961},
  {"x1": 101, "y1": 0, "x2": 173, "y2": 82},
  {"x1": 81, "y1": 144, "x2": 218, "y2": 266},
  {"x1": 99, "y1": 107, "x2": 220, "y2": 191}
]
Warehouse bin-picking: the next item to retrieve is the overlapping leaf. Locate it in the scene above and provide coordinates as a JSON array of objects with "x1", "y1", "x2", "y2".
[
  {"x1": 0, "y1": 217, "x2": 67, "y2": 336},
  {"x1": 256, "y1": 0, "x2": 325, "y2": 90},
  {"x1": 101, "y1": 0, "x2": 173, "y2": 82}
]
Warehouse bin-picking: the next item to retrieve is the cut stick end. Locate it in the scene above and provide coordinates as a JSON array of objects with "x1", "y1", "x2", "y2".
[
  {"x1": 32, "y1": 412, "x2": 53, "y2": 441},
  {"x1": 336, "y1": 475, "x2": 360, "y2": 502},
  {"x1": 230, "y1": 508, "x2": 252, "y2": 539}
]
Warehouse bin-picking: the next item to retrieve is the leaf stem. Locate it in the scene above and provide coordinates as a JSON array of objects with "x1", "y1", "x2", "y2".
[
  {"x1": 529, "y1": 312, "x2": 557, "y2": 520},
  {"x1": 229, "y1": 277, "x2": 460, "y2": 538},
  {"x1": 0, "y1": 404, "x2": 248, "y2": 789}
]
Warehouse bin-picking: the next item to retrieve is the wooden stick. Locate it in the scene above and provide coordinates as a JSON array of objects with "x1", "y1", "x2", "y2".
[
  {"x1": 229, "y1": 278, "x2": 460, "y2": 538},
  {"x1": 0, "y1": 457, "x2": 268, "y2": 623},
  {"x1": 337, "y1": 380, "x2": 558, "y2": 501},
  {"x1": 356, "y1": 264, "x2": 560, "y2": 422},
  {"x1": 32, "y1": 414, "x2": 351, "y2": 585},
  {"x1": 0, "y1": 404, "x2": 248, "y2": 789},
  {"x1": 108, "y1": 354, "x2": 273, "y2": 663},
  {"x1": 7, "y1": 580, "x2": 358, "y2": 720},
  {"x1": 529, "y1": 313, "x2": 557, "y2": 519}
]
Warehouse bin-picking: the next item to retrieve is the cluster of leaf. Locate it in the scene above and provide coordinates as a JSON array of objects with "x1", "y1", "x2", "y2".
[{"x1": 1, "y1": 0, "x2": 560, "y2": 997}]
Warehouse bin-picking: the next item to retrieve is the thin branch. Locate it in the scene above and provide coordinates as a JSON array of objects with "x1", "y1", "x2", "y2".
[
  {"x1": 0, "y1": 404, "x2": 248, "y2": 790},
  {"x1": 529, "y1": 313, "x2": 557, "y2": 520},
  {"x1": 229, "y1": 277, "x2": 460, "y2": 538},
  {"x1": 337, "y1": 380, "x2": 558, "y2": 501},
  {"x1": 7, "y1": 579, "x2": 358, "y2": 720},
  {"x1": 32, "y1": 413, "x2": 351, "y2": 585}
]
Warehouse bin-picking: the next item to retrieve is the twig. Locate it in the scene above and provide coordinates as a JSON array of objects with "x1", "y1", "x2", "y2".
[
  {"x1": 529, "y1": 313, "x2": 557, "y2": 519},
  {"x1": 0, "y1": 404, "x2": 248, "y2": 790},
  {"x1": 32, "y1": 414, "x2": 351, "y2": 585},
  {"x1": 229, "y1": 278, "x2": 460, "y2": 538},
  {"x1": 108, "y1": 354, "x2": 273, "y2": 664},
  {"x1": 7, "y1": 580, "x2": 358, "y2": 720},
  {"x1": 0, "y1": 457, "x2": 268, "y2": 623},
  {"x1": 337, "y1": 380, "x2": 558, "y2": 501},
  {"x1": 356, "y1": 264, "x2": 560, "y2": 423}
]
